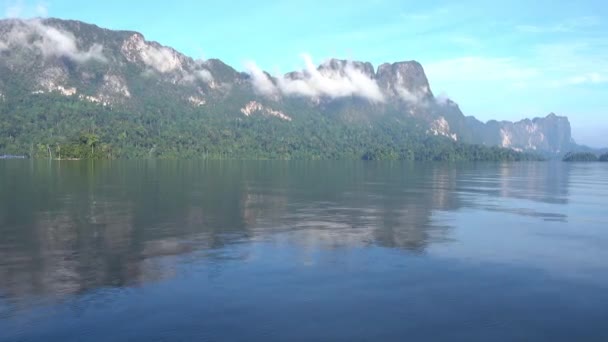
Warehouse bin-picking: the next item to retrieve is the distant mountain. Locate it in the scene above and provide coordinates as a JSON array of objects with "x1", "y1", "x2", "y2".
[
  {"x1": 0, "y1": 18, "x2": 581, "y2": 159},
  {"x1": 464, "y1": 113, "x2": 574, "y2": 154}
]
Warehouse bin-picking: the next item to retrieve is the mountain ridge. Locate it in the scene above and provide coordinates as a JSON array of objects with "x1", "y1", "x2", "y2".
[{"x1": 0, "y1": 17, "x2": 588, "y2": 158}]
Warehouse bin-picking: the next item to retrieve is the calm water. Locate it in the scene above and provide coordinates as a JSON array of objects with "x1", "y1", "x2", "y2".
[{"x1": 1, "y1": 160, "x2": 607, "y2": 341}]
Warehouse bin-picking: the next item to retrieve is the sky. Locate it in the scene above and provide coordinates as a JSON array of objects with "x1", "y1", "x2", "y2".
[{"x1": 2, "y1": 0, "x2": 607, "y2": 147}]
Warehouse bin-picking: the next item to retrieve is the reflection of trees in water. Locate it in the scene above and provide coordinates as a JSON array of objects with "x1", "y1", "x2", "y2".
[{"x1": 0, "y1": 161, "x2": 572, "y2": 304}]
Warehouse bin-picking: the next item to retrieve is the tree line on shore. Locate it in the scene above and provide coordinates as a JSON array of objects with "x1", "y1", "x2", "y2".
[{"x1": 562, "y1": 152, "x2": 608, "y2": 162}]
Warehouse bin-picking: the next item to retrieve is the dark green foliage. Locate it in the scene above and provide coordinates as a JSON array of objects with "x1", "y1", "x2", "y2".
[
  {"x1": 0, "y1": 93, "x2": 544, "y2": 161},
  {"x1": 563, "y1": 152, "x2": 598, "y2": 162},
  {"x1": 599, "y1": 153, "x2": 608, "y2": 162},
  {"x1": 54, "y1": 133, "x2": 111, "y2": 159}
]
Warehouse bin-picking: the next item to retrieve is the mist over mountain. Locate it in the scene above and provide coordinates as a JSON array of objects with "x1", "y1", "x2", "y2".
[{"x1": 0, "y1": 18, "x2": 585, "y2": 159}]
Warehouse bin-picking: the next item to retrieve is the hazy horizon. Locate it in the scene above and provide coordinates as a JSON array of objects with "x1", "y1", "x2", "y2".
[{"x1": 1, "y1": 0, "x2": 606, "y2": 147}]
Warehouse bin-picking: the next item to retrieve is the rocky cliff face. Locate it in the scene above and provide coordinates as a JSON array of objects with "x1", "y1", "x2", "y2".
[
  {"x1": 0, "y1": 18, "x2": 244, "y2": 107},
  {"x1": 497, "y1": 114, "x2": 573, "y2": 152},
  {"x1": 461, "y1": 113, "x2": 573, "y2": 153},
  {"x1": 376, "y1": 61, "x2": 433, "y2": 102},
  {"x1": 0, "y1": 18, "x2": 575, "y2": 154}
]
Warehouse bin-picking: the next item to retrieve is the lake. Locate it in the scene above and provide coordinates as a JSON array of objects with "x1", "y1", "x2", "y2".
[{"x1": 1, "y1": 160, "x2": 607, "y2": 341}]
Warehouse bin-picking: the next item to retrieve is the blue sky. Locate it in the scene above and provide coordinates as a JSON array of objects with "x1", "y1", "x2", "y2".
[{"x1": 2, "y1": 0, "x2": 607, "y2": 146}]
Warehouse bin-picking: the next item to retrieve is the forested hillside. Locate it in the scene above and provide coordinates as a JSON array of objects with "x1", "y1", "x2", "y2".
[
  {"x1": 0, "y1": 18, "x2": 549, "y2": 161},
  {"x1": 0, "y1": 93, "x2": 541, "y2": 161}
]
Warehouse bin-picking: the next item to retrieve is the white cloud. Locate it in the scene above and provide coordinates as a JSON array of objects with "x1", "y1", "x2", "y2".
[
  {"x1": 401, "y1": 6, "x2": 450, "y2": 22},
  {"x1": 425, "y1": 57, "x2": 539, "y2": 83},
  {"x1": 122, "y1": 34, "x2": 215, "y2": 85},
  {"x1": 195, "y1": 69, "x2": 214, "y2": 83},
  {"x1": 34, "y1": 2, "x2": 47, "y2": 17},
  {"x1": 31, "y1": 21, "x2": 105, "y2": 62},
  {"x1": 3, "y1": 0, "x2": 48, "y2": 18},
  {"x1": 139, "y1": 45, "x2": 181, "y2": 73},
  {"x1": 193, "y1": 60, "x2": 215, "y2": 81},
  {"x1": 122, "y1": 34, "x2": 183, "y2": 73},
  {"x1": 396, "y1": 87, "x2": 425, "y2": 104},
  {"x1": 188, "y1": 69, "x2": 216, "y2": 85},
  {"x1": 4, "y1": 3, "x2": 21, "y2": 17},
  {"x1": 424, "y1": 53, "x2": 608, "y2": 93},
  {"x1": 244, "y1": 61, "x2": 278, "y2": 97},
  {"x1": 277, "y1": 76, "x2": 317, "y2": 97},
  {"x1": 1, "y1": 19, "x2": 106, "y2": 63},
  {"x1": 550, "y1": 73, "x2": 607, "y2": 87},
  {"x1": 516, "y1": 16, "x2": 600, "y2": 33},
  {"x1": 435, "y1": 92, "x2": 455, "y2": 106},
  {"x1": 533, "y1": 41, "x2": 608, "y2": 73},
  {"x1": 245, "y1": 54, "x2": 384, "y2": 102},
  {"x1": 529, "y1": 41, "x2": 608, "y2": 88},
  {"x1": 448, "y1": 35, "x2": 481, "y2": 48},
  {"x1": 181, "y1": 68, "x2": 214, "y2": 84}
]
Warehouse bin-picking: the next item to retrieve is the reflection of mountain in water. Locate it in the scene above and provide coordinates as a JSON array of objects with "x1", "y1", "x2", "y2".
[
  {"x1": 0, "y1": 161, "x2": 571, "y2": 304},
  {"x1": 453, "y1": 162, "x2": 571, "y2": 222},
  {"x1": 256, "y1": 164, "x2": 463, "y2": 251},
  {"x1": 461, "y1": 162, "x2": 570, "y2": 204}
]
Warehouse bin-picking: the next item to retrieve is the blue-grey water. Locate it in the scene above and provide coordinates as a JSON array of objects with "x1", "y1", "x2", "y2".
[{"x1": 1, "y1": 160, "x2": 607, "y2": 341}]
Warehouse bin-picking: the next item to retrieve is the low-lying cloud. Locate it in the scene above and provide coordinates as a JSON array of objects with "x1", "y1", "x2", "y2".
[
  {"x1": 245, "y1": 54, "x2": 385, "y2": 102},
  {"x1": 396, "y1": 87, "x2": 426, "y2": 105},
  {"x1": 435, "y1": 92, "x2": 457, "y2": 106},
  {"x1": 125, "y1": 35, "x2": 214, "y2": 84},
  {"x1": 0, "y1": 19, "x2": 107, "y2": 63},
  {"x1": 244, "y1": 61, "x2": 277, "y2": 96},
  {"x1": 195, "y1": 68, "x2": 214, "y2": 83},
  {"x1": 180, "y1": 68, "x2": 215, "y2": 84},
  {"x1": 138, "y1": 44, "x2": 180, "y2": 73}
]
